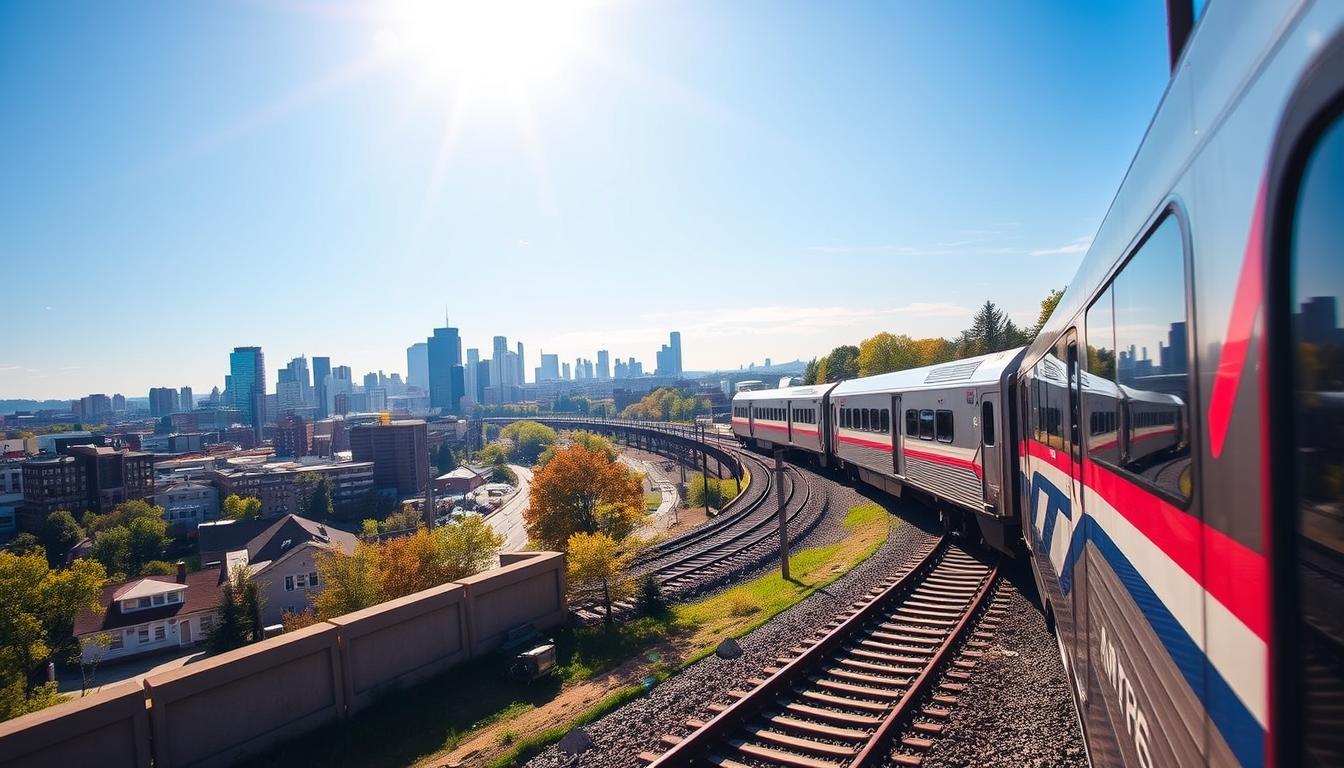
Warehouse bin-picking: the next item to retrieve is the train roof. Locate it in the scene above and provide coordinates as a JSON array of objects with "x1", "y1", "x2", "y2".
[
  {"x1": 831, "y1": 347, "x2": 1027, "y2": 397},
  {"x1": 732, "y1": 382, "x2": 838, "y2": 403}
]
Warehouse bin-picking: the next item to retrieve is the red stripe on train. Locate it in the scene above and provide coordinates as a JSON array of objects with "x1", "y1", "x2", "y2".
[
  {"x1": 1022, "y1": 440, "x2": 1266, "y2": 640},
  {"x1": 1207, "y1": 181, "x2": 1266, "y2": 459}
]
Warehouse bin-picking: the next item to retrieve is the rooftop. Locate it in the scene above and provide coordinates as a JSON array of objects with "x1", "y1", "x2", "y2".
[{"x1": 74, "y1": 569, "x2": 225, "y2": 636}]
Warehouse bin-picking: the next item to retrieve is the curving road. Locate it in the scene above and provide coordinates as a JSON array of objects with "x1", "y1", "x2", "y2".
[{"x1": 485, "y1": 464, "x2": 533, "y2": 552}]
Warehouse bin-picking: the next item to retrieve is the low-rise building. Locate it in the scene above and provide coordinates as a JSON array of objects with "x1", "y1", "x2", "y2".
[
  {"x1": 434, "y1": 465, "x2": 490, "y2": 495},
  {"x1": 73, "y1": 564, "x2": 225, "y2": 664},
  {"x1": 155, "y1": 481, "x2": 220, "y2": 528},
  {"x1": 207, "y1": 459, "x2": 374, "y2": 517}
]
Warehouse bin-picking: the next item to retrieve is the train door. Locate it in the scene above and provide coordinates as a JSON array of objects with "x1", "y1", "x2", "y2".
[
  {"x1": 891, "y1": 394, "x2": 902, "y2": 476},
  {"x1": 786, "y1": 400, "x2": 793, "y2": 444},
  {"x1": 748, "y1": 404, "x2": 755, "y2": 439},
  {"x1": 980, "y1": 391, "x2": 1001, "y2": 511},
  {"x1": 1060, "y1": 330, "x2": 1090, "y2": 714}
]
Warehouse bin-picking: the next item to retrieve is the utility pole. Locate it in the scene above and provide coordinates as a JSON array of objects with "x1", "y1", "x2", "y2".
[
  {"x1": 774, "y1": 449, "x2": 790, "y2": 580},
  {"x1": 700, "y1": 423, "x2": 710, "y2": 515}
]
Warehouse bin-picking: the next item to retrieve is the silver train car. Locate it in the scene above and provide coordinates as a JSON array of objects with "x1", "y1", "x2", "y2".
[
  {"x1": 733, "y1": 2, "x2": 1344, "y2": 764},
  {"x1": 730, "y1": 383, "x2": 835, "y2": 457}
]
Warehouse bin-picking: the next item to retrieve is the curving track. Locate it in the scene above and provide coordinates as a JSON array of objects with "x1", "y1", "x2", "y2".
[
  {"x1": 640, "y1": 537, "x2": 1004, "y2": 767},
  {"x1": 574, "y1": 444, "x2": 830, "y2": 622}
]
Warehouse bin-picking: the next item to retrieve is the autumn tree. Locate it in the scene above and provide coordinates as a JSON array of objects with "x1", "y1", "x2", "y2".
[
  {"x1": 379, "y1": 507, "x2": 423, "y2": 533},
  {"x1": 539, "y1": 430, "x2": 618, "y2": 467},
  {"x1": 0, "y1": 550, "x2": 106, "y2": 720},
  {"x1": 525, "y1": 444, "x2": 646, "y2": 550},
  {"x1": 566, "y1": 532, "x2": 634, "y2": 626},
  {"x1": 221, "y1": 494, "x2": 262, "y2": 521},
  {"x1": 378, "y1": 529, "x2": 442, "y2": 600},
  {"x1": 312, "y1": 542, "x2": 383, "y2": 620},
  {"x1": 619, "y1": 388, "x2": 710, "y2": 422},
  {"x1": 500, "y1": 421, "x2": 558, "y2": 465},
  {"x1": 434, "y1": 514, "x2": 503, "y2": 581},
  {"x1": 858, "y1": 333, "x2": 922, "y2": 377}
]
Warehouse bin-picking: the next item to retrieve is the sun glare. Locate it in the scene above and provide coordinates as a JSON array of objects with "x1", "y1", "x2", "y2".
[{"x1": 377, "y1": 0, "x2": 590, "y2": 94}]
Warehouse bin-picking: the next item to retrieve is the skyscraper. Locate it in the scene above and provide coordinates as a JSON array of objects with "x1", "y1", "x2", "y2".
[
  {"x1": 562, "y1": 362, "x2": 571, "y2": 381},
  {"x1": 285, "y1": 356, "x2": 311, "y2": 405},
  {"x1": 656, "y1": 331, "x2": 683, "y2": 376},
  {"x1": 464, "y1": 348, "x2": 480, "y2": 404},
  {"x1": 516, "y1": 341, "x2": 526, "y2": 384},
  {"x1": 229, "y1": 347, "x2": 266, "y2": 439},
  {"x1": 312, "y1": 356, "x2": 331, "y2": 419},
  {"x1": 475, "y1": 359, "x2": 490, "y2": 403},
  {"x1": 427, "y1": 326, "x2": 463, "y2": 413},
  {"x1": 596, "y1": 350, "x2": 610, "y2": 380},
  {"x1": 491, "y1": 336, "x2": 512, "y2": 388},
  {"x1": 540, "y1": 353, "x2": 560, "y2": 381},
  {"x1": 149, "y1": 387, "x2": 178, "y2": 416},
  {"x1": 406, "y1": 342, "x2": 429, "y2": 391},
  {"x1": 179, "y1": 386, "x2": 193, "y2": 411}
]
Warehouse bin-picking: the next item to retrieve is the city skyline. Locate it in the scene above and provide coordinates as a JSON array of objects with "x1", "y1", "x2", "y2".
[{"x1": 0, "y1": 3, "x2": 1172, "y2": 399}]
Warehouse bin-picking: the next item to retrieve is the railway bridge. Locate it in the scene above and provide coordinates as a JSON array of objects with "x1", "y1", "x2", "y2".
[{"x1": 474, "y1": 415, "x2": 745, "y2": 491}]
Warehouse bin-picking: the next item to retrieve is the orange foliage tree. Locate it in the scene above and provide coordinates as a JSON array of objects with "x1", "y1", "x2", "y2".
[{"x1": 525, "y1": 444, "x2": 646, "y2": 550}]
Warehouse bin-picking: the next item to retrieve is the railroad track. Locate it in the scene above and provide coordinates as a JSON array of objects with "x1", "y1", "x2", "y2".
[
  {"x1": 640, "y1": 537, "x2": 1003, "y2": 767},
  {"x1": 574, "y1": 451, "x2": 829, "y2": 622}
]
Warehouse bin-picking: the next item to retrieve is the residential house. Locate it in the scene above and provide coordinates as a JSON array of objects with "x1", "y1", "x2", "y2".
[
  {"x1": 199, "y1": 514, "x2": 358, "y2": 626},
  {"x1": 155, "y1": 481, "x2": 220, "y2": 528},
  {"x1": 433, "y1": 465, "x2": 490, "y2": 495},
  {"x1": 73, "y1": 563, "x2": 225, "y2": 665}
]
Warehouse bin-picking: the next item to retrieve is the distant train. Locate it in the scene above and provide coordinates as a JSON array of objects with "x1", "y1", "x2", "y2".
[{"x1": 733, "y1": 1, "x2": 1344, "y2": 765}]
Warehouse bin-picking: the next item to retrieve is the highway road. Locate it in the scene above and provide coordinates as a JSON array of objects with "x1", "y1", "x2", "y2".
[{"x1": 486, "y1": 464, "x2": 533, "y2": 552}]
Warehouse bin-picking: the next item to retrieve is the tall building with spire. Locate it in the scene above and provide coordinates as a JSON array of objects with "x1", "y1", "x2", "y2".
[{"x1": 427, "y1": 326, "x2": 463, "y2": 413}]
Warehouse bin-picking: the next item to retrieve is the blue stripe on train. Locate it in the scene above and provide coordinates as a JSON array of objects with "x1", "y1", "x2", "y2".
[{"x1": 1028, "y1": 471, "x2": 1264, "y2": 768}]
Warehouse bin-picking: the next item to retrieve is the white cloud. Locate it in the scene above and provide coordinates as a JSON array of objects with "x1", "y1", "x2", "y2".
[{"x1": 1030, "y1": 236, "x2": 1092, "y2": 257}]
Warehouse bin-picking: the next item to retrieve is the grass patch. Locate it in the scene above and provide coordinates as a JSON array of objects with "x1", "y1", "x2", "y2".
[
  {"x1": 674, "y1": 502, "x2": 892, "y2": 650},
  {"x1": 484, "y1": 684, "x2": 649, "y2": 768},
  {"x1": 645, "y1": 490, "x2": 663, "y2": 512}
]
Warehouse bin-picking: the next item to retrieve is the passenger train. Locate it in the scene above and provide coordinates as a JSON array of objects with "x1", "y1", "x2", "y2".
[{"x1": 733, "y1": 2, "x2": 1344, "y2": 766}]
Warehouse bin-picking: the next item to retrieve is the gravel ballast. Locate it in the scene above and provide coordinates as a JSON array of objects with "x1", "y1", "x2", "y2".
[
  {"x1": 525, "y1": 478, "x2": 940, "y2": 768},
  {"x1": 918, "y1": 563, "x2": 1087, "y2": 768}
]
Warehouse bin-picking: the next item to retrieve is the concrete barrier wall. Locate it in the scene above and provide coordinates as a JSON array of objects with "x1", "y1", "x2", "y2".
[
  {"x1": 459, "y1": 551, "x2": 567, "y2": 654},
  {"x1": 144, "y1": 623, "x2": 344, "y2": 768},
  {"x1": 0, "y1": 681, "x2": 150, "y2": 768},
  {"x1": 0, "y1": 554, "x2": 567, "y2": 766},
  {"x1": 330, "y1": 582, "x2": 469, "y2": 713}
]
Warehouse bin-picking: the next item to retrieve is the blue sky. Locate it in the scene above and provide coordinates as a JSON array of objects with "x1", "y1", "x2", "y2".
[{"x1": 0, "y1": 1, "x2": 1172, "y2": 399}]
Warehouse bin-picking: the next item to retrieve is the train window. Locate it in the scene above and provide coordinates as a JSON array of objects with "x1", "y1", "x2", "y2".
[
  {"x1": 861, "y1": 409, "x2": 870, "y2": 431},
  {"x1": 935, "y1": 410, "x2": 954, "y2": 442},
  {"x1": 918, "y1": 410, "x2": 935, "y2": 440},
  {"x1": 906, "y1": 409, "x2": 918, "y2": 436},
  {"x1": 1089, "y1": 214, "x2": 1191, "y2": 502},
  {"x1": 880, "y1": 409, "x2": 890, "y2": 433},
  {"x1": 1289, "y1": 104, "x2": 1344, "y2": 766},
  {"x1": 982, "y1": 401, "x2": 995, "y2": 446},
  {"x1": 1085, "y1": 285, "x2": 1120, "y2": 465}
]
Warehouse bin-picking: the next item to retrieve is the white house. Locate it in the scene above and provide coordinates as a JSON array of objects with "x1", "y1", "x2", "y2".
[{"x1": 73, "y1": 564, "x2": 225, "y2": 664}]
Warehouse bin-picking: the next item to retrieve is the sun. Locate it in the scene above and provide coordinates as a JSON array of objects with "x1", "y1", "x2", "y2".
[{"x1": 376, "y1": 0, "x2": 591, "y2": 95}]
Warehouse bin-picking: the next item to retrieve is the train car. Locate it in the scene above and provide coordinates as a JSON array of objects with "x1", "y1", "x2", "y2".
[
  {"x1": 828, "y1": 347, "x2": 1026, "y2": 551},
  {"x1": 1017, "y1": 1, "x2": 1344, "y2": 766},
  {"x1": 730, "y1": 383, "x2": 836, "y2": 458}
]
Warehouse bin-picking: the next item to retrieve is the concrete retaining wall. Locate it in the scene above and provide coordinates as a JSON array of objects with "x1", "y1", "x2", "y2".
[
  {"x1": 0, "y1": 681, "x2": 150, "y2": 768},
  {"x1": 459, "y1": 551, "x2": 568, "y2": 654},
  {"x1": 144, "y1": 622, "x2": 344, "y2": 768},
  {"x1": 330, "y1": 582, "x2": 469, "y2": 713},
  {"x1": 0, "y1": 552, "x2": 568, "y2": 766}
]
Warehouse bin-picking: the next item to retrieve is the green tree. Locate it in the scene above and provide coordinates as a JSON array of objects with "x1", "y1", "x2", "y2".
[
  {"x1": 359, "y1": 518, "x2": 381, "y2": 539},
  {"x1": 476, "y1": 443, "x2": 510, "y2": 467},
  {"x1": 126, "y1": 515, "x2": 170, "y2": 576},
  {"x1": 0, "y1": 550, "x2": 105, "y2": 721},
  {"x1": 500, "y1": 421, "x2": 558, "y2": 464},
  {"x1": 209, "y1": 565, "x2": 263, "y2": 654},
  {"x1": 686, "y1": 472, "x2": 736, "y2": 509},
  {"x1": 822, "y1": 345, "x2": 860, "y2": 382},
  {"x1": 221, "y1": 494, "x2": 262, "y2": 521},
  {"x1": 1034, "y1": 287, "x2": 1066, "y2": 336},
  {"x1": 434, "y1": 443, "x2": 457, "y2": 475},
  {"x1": 802, "y1": 358, "x2": 820, "y2": 385},
  {"x1": 566, "y1": 532, "x2": 634, "y2": 626},
  {"x1": 5, "y1": 533, "x2": 41, "y2": 556},
  {"x1": 303, "y1": 474, "x2": 334, "y2": 519},
  {"x1": 91, "y1": 527, "x2": 131, "y2": 578},
  {"x1": 83, "y1": 499, "x2": 163, "y2": 535},
  {"x1": 140, "y1": 560, "x2": 176, "y2": 576},
  {"x1": 379, "y1": 508, "x2": 423, "y2": 533},
  {"x1": 40, "y1": 511, "x2": 84, "y2": 567}
]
